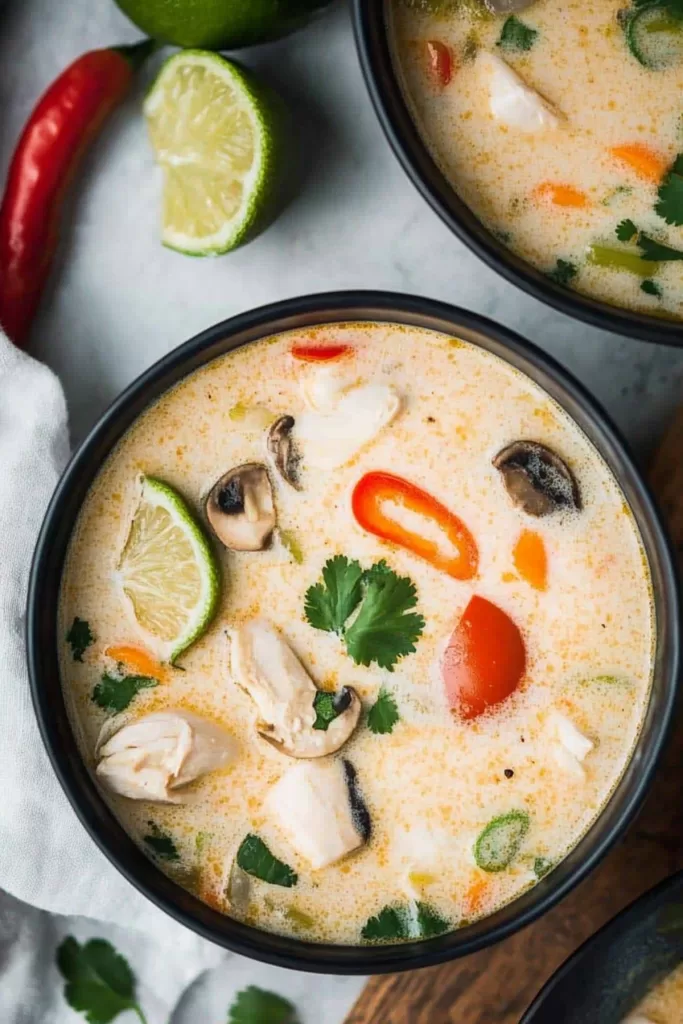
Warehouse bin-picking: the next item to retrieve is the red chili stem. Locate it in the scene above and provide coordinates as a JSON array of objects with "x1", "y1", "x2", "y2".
[{"x1": 0, "y1": 40, "x2": 154, "y2": 347}]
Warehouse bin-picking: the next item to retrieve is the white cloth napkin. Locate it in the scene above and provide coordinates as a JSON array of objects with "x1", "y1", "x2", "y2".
[{"x1": 0, "y1": 330, "x2": 225, "y2": 1009}]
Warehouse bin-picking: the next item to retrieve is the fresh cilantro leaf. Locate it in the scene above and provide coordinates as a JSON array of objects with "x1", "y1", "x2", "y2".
[
  {"x1": 638, "y1": 232, "x2": 683, "y2": 261},
  {"x1": 143, "y1": 821, "x2": 179, "y2": 862},
  {"x1": 228, "y1": 986, "x2": 297, "y2": 1024},
  {"x1": 66, "y1": 618, "x2": 95, "y2": 662},
  {"x1": 641, "y1": 278, "x2": 662, "y2": 297},
  {"x1": 497, "y1": 15, "x2": 538, "y2": 51},
  {"x1": 656, "y1": 153, "x2": 683, "y2": 225},
  {"x1": 304, "y1": 555, "x2": 364, "y2": 635},
  {"x1": 312, "y1": 689, "x2": 351, "y2": 731},
  {"x1": 616, "y1": 218, "x2": 638, "y2": 242},
  {"x1": 547, "y1": 259, "x2": 578, "y2": 286},
  {"x1": 56, "y1": 937, "x2": 143, "y2": 1024},
  {"x1": 237, "y1": 834, "x2": 298, "y2": 887},
  {"x1": 361, "y1": 905, "x2": 410, "y2": 942},
  {"x1": 367, "y1": 688, "x2": 400, "y2": 734},
  {"x1": 344, "y1": 569, "x2": 425, "y2": 672},
  {"x1": 361, "y1": 903, "x2": 451, "y2": 942},
  {"x1": 91, "y1": 673, "x2": 157, "y2": 715},
  {"x1": 533, "y1": 856, "x2": 553, "y2": 879},
  {"x1": 415, "y1": 902, "x2": 450, "y2": 937}
]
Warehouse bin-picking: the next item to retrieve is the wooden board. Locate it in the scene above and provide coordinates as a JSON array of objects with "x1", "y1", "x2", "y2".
[{"x1": 345, "y1": 411, "x2": 683, "y2": 1024}]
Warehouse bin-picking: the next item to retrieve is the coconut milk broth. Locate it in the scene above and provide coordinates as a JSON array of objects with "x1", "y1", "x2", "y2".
[
  {"x1": 59, "y1": 323, "x2": 653, "y2": 944},
  {"x1": 390, "y1": 0, "x2": 683, "y2": 319},
  {"x1": 626, "y1": 962, "x2": 683, "y2": 1023}
]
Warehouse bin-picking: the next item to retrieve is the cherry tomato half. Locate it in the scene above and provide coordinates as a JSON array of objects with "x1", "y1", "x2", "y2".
[{"x1": 443, "y1": 596, "x2": 526, "y2": 720}]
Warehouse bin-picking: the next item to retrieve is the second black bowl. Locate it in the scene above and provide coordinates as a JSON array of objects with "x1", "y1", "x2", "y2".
[{"x1": 352, "y1": 1, "x2": 683, "y2": 346}]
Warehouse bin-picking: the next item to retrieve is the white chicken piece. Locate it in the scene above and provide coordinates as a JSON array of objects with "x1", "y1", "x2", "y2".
[
  {"x1": 300, "y1": 363, "x2": 357, "y2": 411},
  {"x1": 293, "y1": 384, "x2": 400, "y2": 469},
  {"x1": 265, "y1": 759, "x2": 369, "y2": 869},
  {"x1": 476, "y1": 52, "x2": 562, "y2": 132},
  {"x1": 96, "y1": 710, "x2": 236, "y2": 803},
  {"x1": 229, "y1": 619, "x2": 361, "y2": 757},
  {"x1": 548, "y1": 711, "x2": 594, "y2": 779}
]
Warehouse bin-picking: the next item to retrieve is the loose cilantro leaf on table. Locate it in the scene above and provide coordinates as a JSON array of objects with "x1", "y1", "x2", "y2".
[
  {"x1": 304, "y1": 555, "x2": 364, "y2": 635},
  {"x1": 91, "y1": 673, "x2": 157, "y2": 714},
  {"x1": 143, "y1": 821, "x2": 180, "y2": 862},
  {"x1": 497, "y1": 15, "x2": 538, "y2": 52},
  {"x1": 616, "y1": 218, "x2": 638, "y2": 242},
  {"x1": 656, "y1": 153, "x2": 683, "y2": 226},
  {"x1": 228, "y1": 986, "x2": 298, "y2": 1024},
  {"x1": 367, "y1": 688, "x2": 401, "y2": 735},
  {"x1": 547, "y1": 259, "x2": 578, "y2": 286},
  {"x1": 66, "y1": 617, "x2": 94, "y2": 662},
  {"x1": 56, "y1": 936, "x2": 146, "y2": 1024},
  {"x1": 361, "y1": 902, "x2": 451, "y2": 942},
  {"x1": 641, "y1": 278, "x2": 662, "y2": 296},
  {"x1": 237, "y1": 834, "x2": 298, "y2": 887},
  {"x1": 345, "y1": 569, "x2": 424, "y2": 671},
  {"x1": 305, "y1": 557, "x2": 425, "y2": 672}
]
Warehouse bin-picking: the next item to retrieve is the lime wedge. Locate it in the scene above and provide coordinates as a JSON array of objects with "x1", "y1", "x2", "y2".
[
  {"x1": 119, "y1": 476, "x2": 220, "y2": 662},
  {"x1": 144, "y1": 51, "x2": 284, "y2": 255}
]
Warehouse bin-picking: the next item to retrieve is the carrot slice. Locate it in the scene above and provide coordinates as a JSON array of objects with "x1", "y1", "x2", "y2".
[
  {"x1": 534, "y1": 183, "x2": 589, "y2": 208},
  {"x1": 609, "y1": 144, "x2": 668, "y2": 183},
  {"x1": 104, "y1": 644, "x2": 166, "y2": 681},
  {"x1": 463, "y1": 876, "x2": 490, "y2": 916},
  {"x1": 513, "y1": 530, "x2": 548, "y2": 591}
]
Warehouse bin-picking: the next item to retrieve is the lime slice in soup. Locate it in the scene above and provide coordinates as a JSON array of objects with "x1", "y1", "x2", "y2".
[
  {"x1": 144, "y1": 50, "x2": 285, "y2": 255},
  {"x1": 119, "y1": 476, "x2": 220, "y2": 662}
]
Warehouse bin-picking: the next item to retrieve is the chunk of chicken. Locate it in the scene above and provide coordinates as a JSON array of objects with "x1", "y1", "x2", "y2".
[
  {"x1": 293, "y1": 384, "x2": 400, "y2": 469},
  {"x1": 96, "y1": 710, "x2": 236, "y2": 803},
  {"x1": 265, "y1": 759, "x2": 369, "y2": 869},
  {"x1": 476, "y1": 52, "x2": 562, "y2": 132},
  {"x1": 548, "y1": 711, "x2": 594, "y2": 779}
]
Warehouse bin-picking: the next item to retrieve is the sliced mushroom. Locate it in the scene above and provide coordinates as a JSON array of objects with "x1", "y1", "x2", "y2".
[
  {"x1": 264, "y1": 758, "x2": 370, "y2": 869},
  {"x1": 493, "y1": 440, "x2": 581, "y2": 516},
  {"x1": 229, "y1": 618, "x2": 361, "y2": 757},
  {"x1": 267, "y1": 415, "x2": 301, "y2": 489},
  {"x1": 95, "y1": 710, "x2": 236, "y2": 803},
  {"x1": 206, "y1": 463, "x2": 276, "y2": 550}
]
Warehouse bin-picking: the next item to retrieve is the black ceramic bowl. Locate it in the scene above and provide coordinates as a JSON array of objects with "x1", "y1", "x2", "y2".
[
  {"x1": 352, "y1": 2, "x2": 683, "y2": 346},
  {"x1": 27, "y1": 292, "x2": 679, "y2": 972},
  {"x1": 522, "y1": 872, "x2": 683, "y2": 1023}
]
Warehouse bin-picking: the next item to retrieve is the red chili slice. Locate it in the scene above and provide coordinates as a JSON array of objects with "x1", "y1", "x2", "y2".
[
  {"x1": 443, "y1": 596, "x2": 526, "y2": 720},
  {"x1": 427, "y1": 40, "x2": 454, "y2": 88},
  {"x1": 290, "y1": 343, "x2": 352, "y2": 362},
  {"x1": 351, "y1": 471, "x2": 478, "y2": 580}
]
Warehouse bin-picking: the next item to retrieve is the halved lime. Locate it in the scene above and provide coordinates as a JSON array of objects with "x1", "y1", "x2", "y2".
[
  {"x1": 144, "y1": 51, "x2": 284, "y2": 255},
  {"x1": 119, "y1": 476, "x2": 220, "y2": 663}
]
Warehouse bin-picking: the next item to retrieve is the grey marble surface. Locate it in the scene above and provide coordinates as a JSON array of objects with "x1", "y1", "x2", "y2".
[{"x1": 1, "y1": 0, "x2": 682, "y2": 1020}]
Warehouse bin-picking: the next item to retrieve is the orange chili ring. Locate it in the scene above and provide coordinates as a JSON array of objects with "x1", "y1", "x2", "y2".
[{"x1": 290, "y1": 343, "x2": 352, "y2": 362}]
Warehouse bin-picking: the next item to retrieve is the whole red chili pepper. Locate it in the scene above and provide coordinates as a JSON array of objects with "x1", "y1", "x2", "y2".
[{"x1": 0, "y1": 39, "x2": 154, "y2": 347}]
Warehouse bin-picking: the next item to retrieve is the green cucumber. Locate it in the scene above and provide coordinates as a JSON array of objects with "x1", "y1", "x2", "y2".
[
  {"x1": 626, "y1": 4, "x2": 683, "y2": 69},
  {"x1": 474, "y1": 811, "x2": 530, "y2": 872}
]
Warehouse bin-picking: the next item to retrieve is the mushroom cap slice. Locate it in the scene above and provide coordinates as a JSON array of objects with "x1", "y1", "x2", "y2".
[
  {"x1": 267, "y1": 416, "x2": 301, "y2": 490},
  {"x1": 96, "y1": 710, "x2": 236, "y2": 803},
  {"x1": 493, "y1": 440, "x2": 581, "y2": 516},
  {"x1": 265, "y1": 758, "x2": 369, "y2": 870},
  {"x1": 229, "y1": 619, "x2": 361, "y2": 757},
  {"x1": 206, "y1": 463, "x2": 275, "y2": 551}
]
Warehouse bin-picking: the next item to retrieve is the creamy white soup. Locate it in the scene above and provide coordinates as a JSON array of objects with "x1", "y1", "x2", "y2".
[
  {"x1": 390, "y1": 0, "x2": 683, "y2": 319},
  {"x1": 59, "y1": 323, "x2": 654, "y2": 944},
  {"x1": 624, "y1": 962, "x2": 683, "y2": 1023}
]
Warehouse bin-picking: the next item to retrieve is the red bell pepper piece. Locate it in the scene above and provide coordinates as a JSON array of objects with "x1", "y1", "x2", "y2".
[
  {"x1": 0, "y1": 40, "x2": 154, "y2": 347},
  {"x1": 351, "y1": 471, "x2": 478, "y2": 580},
  {"x1": 427, "y1": 41, "x2": 454, "y2": 88},
  {"x1": 443, "y1": 596, "x2": 526, "y2": 720},
  {"x1": 290, "y1": 343, "x2": 353, "y2": 362}
]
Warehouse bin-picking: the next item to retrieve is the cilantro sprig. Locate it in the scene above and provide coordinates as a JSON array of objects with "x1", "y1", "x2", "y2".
[
  {"x1": 305, "y1": 558, "x2": 425, "y2": 672},
  {"x1": 497, "y1": 15, "x2": 538, "y2": 52},
  {"x1": 614, "y1": 219, "x2": 683, "y2": 261},
  {"x1": 143, "y1": 821, "x2": 179, "y2": 862},
  {"x1": 361, "y1": 902, "x2": 450, "y2": 942},
  {"x1": 547, "y1": 258, "x2": 578, "y2": 287},
  {"x1": 56, "y1": 937, "x2": 147, "y2": 1024},
  {"x1": 228, "y1": 987, "x2": 299, "y2": 1024},
  {"x1": 237, "y1": 834, "x2": 298, "y2": 887},
  {"x1": 66, "y1": 617, "x2": 95, "y2": 662},
  {"x1": 91, "y1": 673, "x2": 157, "y2": 714},
  {"x1": 367, "y1": 688, "x2": 400, "y2": 734}
]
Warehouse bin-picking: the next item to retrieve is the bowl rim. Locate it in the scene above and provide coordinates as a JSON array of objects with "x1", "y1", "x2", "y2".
[
  {"x1": 351, "y1": 0, "x2": 683, "y2": 347},
  {"x1": 27, "y1": 290, "x2": 680, "y2": 973},
  {"x1": 520, "y1": 869, "x2": 683, "y2": 1021}
]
